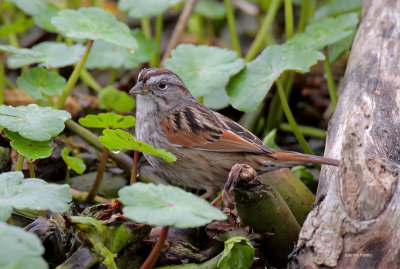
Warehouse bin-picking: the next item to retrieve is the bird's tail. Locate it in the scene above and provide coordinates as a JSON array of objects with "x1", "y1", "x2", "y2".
[{"x1": 269, "y1": 150, "x2": 340, "y2": 166}]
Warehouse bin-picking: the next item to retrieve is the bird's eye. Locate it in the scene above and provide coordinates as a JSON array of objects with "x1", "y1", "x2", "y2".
[{"x1": 158, "y1": 81, "x2": 167, "y2": 89}]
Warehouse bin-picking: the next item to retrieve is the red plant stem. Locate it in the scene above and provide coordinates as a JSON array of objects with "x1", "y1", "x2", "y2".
[
  {"x1": 85, "y1": 147, "x2": 109, "y2": 203},
  {"x1": 130, "y1": 150, "x2": 140, "y2": 184},
  {"x1": 140, "y1": 226, "x2": 169, "y2": 269},
  {"x1": 210, "y1": 194, "x2": 223, "y2": 206}
]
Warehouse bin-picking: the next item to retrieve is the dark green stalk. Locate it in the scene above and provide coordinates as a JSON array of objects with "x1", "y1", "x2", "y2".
[
  {"x1": 130, "y1": 150, "x2": 140, "y2": 184},
  {"x1": 140, "y1": 226, "x2": 169, "y2": 269},
  {"x1": 4, "y1": 76, "x2": 16, "y2": 89},
  {"x1": 224, "y1": 0, "x2": 241, "y2": 57},
  {"x1": 15, "y1": 154, "x2": 24, "y2": 171},
  {"x1": 141, "y1": 18, "x2": 152, "y2": 39},
  {"x1": 151, "y1": 14, "x2": 163, "y2": 67},
  {"x1": 108, "y1": 68, "x2": 117, "y2": 85},
  {"x1": 85, "y1": 147, "x2": 109, "y2": 203},
  {"x1": 279, "y1": 122, "x2": 326, "y2": 139},
  {"x1": 245, "y1": 0, "x2": 281, "y2": 62},
  {"x1": 28, "y1": 162, "x2": 35, "y2": 178},
  {"x1": 80, "y1": 68, "x2": 101, "y2": 91},
  {"x1": 324, "y1": 49, "x2": 338, "y2": 110},
  {"x1": 0, "y1": 52, "x2": 4, "y2": 105},
  {"x1": 276, "y1": 79, "x2": 314, "y2": 154},
  {"x1": 284, "y1": 0, "x2": 294, "y2": 40},
  {"x1": 65, "y1": 167, "x2": 70, "y2": 184},
  {"x1": 297, "y1": 0, "x2": 309, "y2": 33},
  {"x1": 54, "y1": 40, "x2": 94, "y2": 109}
]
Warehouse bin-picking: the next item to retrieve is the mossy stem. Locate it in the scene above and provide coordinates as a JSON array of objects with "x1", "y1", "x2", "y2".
[
  {"x1": 324, "y1": 48, "x2": 338, "y2": 110},
  {"x1": 54, "y1": 40, "x2": 94, "y2": 109},
  {"x1": 28, "y1": 162, "x2": 35, "y2": 178},
  {"x1": 140, "y1": 226, "x2": 169, "y2": 269},
  {"x1": 130, "y1": 150, "x2": 140, "y2": 185},
  {"x1": 276, "y1": 79, "x2": 314, "y2": 155},
  {"x1": 224, "y1": 0, "x2": 242, "y2": 57},
  {"x1": 85, "y1": 147, "x2": 109, "y2": 203},
  {"x1": 15, "y1": 154, "x2": 24, "y2": 171},
  {"x1": 245, "y1": 0, "x2": 280, "y2": 62}
]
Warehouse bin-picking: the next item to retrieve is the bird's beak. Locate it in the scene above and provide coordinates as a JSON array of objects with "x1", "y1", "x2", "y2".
[{"x1": 129, "y1": 81, "x2": 149, "y2": 96}]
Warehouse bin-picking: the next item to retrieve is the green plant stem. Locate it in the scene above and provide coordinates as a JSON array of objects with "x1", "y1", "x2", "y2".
[
  {"x1": 15, "y1": 154, "x2": 24, "y2": 171},
  {"x1": 190, "y1": 14, "x2": 205, "y2": 43},
  {"x1": 80, "y1": 68, "x2": 101, "y2": 92},
  {"x1": 324, "y1": 49, "x2": 338, "y2": 110},
  {"x1": 140, "y1": 226, "x2": 169, "y2": 269},
  {"x1": 54, "y1": 40, "x2": 94, "y2": 109},
  {"x1": 28, "y1": 162, "x2": 35, "y2": 177},
  {"x1": 276, "y1": 79, "x2": 314, "y2": 155},
  {"x1": 297, "y1": 0, "x2": 309, "y2": 33},
  {"x1": 65, "y1": 168, "x2": 70, "y2": 184},
  {"x1": 245, "y1": 0, "x2": 280, "y2": 62},
  {"x1": 70, "y1": 187, "x2": 110, "y2": 204},
  {"x1": 108, "y1": 68, "x2": 117, "y2": 85},
  {"x1": 279, "y1": 123, "x2": 326, "y2": 139},
  {"x1": 284, "y1": 0, "x2": 294, "y2": 40},
  {"x1": 0, "y1": 52, "x2": 4, "y2": 105},
  {"x1": 3, "y1": 10, "x2": 19, "y2": 48},
  {"x1": 224, "y1": 0, "x2": 241, "y2": 57},
  {"x1": 64, "y1": 119, "x2": 132, "y2": 172},
  {"x1": 85, "y1": 147, "x2": 109, "y2": 203},
  {"x1": 4, "y1": 76, "x2": 16, "y2": 89},
  {"x1": 141, "y1": 18, "x2": 152, "y2": 39},
  {"x1": 151, "y1": 14, "x2": 163, "y2": 67},
  {"x1": 130, "y1": 150, "x2": 140, "y2": 185}
]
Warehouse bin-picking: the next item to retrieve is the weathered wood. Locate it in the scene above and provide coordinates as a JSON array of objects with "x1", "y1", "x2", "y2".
[{"x1": 290, "y1": 0, "x2": 400, "y2": 267}]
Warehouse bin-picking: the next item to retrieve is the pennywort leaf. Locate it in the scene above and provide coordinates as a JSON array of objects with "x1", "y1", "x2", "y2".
[
  {"x1": 0, "y1": 104, "x2": 71, "y2": 141},
  {"x1": 0, "y1": 171, "x2": 72, "y2": 222},
  {"x1": 16, "y1": 67, "x2": 66, "y2": 100},
  {"x1": 51, "y1": 7, "x2": 138, "y2": 50},
  {"x1": 61, "y1": 148, "x2": 86, "y2": 174},
  {"x1": 315, "y1": 0, "x2": 362, "y2": 19},
  {"x1": 118, "y1": 0, "x2": 182, "y2": 19},
  {"x1": 98, "y1": 86, "x2": 135, "y2": 113},
  {"x1": 119, "y1": 183, "x2": 226, "y2": 228},
  {"x1": 0, "y1": 222, "x2": 46, "y2": 269},
  {"x1": 218, "y1": 236, "x2": 255, "y2": 269},
  {"x1": 79, "y1": 112, "x2": 135, "y2": 129},
  {"x1": 99, "y1": 129, "x2": 176, "y2": 162},
  {"x1": 165, "y1": 44, "x2": 244, "y2": 98}
]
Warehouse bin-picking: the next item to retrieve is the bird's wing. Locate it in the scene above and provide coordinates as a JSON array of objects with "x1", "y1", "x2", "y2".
[{"x1": 161, "y1": 104, "x2": 272, "y2": 154}]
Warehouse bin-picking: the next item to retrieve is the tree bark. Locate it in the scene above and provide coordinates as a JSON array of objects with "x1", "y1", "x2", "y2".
[{"x1": 290, "y1": 0, "x2": 400, "y2": 267}]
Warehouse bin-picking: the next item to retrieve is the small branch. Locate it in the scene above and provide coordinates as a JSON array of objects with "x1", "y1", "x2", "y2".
[
  {"x1": 28, "y1": 162, "x2": 35, "y2": 178},
  {"x1": 324, "y1": 48, "x2": 338, "y2": 110},
  {"x1": 284, "y1": 0, "x2": 294, "y2": 40},
  {"x1": 15, "y1": 154, "x2": 24, "y2": 171},
  {"x1": 70, "y1": 188, "x2": 110, "y2": 204},
  {"x1": 140, "y1": 226, "x2": 169, "y2": 269},
  {"x1": 224, "y1": 0, "x2": 242, "y2": 57},
  {"x1": 85, "y1": 147, "x2": 109, "y2": 203},
  {"x1": 161, "y1": 0, "x2": 198, "y2": 65},
  {"x1": 276, "y1": 79, "x2": 314, "y2": 155},
  {"x1": 245, "y1": 0, "x2": 281, "y2": 62},
  {"x1": 54, "y1": 40, "x2": 94, "y2": 109},
  {"x1": 130, "y1": 150, "x2": 140, "y2": 184}
]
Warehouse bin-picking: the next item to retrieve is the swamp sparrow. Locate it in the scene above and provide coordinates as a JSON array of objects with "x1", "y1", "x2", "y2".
[{"x1": 130, "y1": 68, "x2": 339, "y2": 197}]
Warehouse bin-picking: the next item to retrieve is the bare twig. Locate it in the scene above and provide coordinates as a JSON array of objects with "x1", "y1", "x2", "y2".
[{"x1": 160, "y1": 0, "x2": 198, "y2": 66}]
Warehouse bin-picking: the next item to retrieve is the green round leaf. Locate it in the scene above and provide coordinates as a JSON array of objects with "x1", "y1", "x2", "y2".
[
  {"x1": 218, "y1": 236, "x2": 255, "y2": 269},
  {"x1": 315, "y1": 0, "x2": 362, "y2": 20},
  {"x1": 203, "y1": 87, "x2": 230, "y2": 110},
  {"x1": 194, "y1": 0, "x2": 226, "y2": 19},
  {"x1": 16, "y1": 67, "x2": 66, "y2": 100},
  {"x1": 119, "y1": 183, "x2": 226, "y2": 228},
  {"x1": 118, "y1": 0, "x2": 182, "y2": 18},
  {"x1": 227, "y1": 43, "x2": 324, "y2": 112},
  {"x1": 291, "y1": 165, "x2": 314, "y2": 183},
  {"x1": 33, "y1": 3, "x2": 61, "y2": 32},
  {"x1": 0, "y1": 17, "x2": 34, "y2": 38},
  {"x1": 5, "y1": 42, "x2": 85, "y2": 69},
  {"x1": 0, "y1": 222, "x2": 47, "y2": 269},
  {"x1": 85, "y1": 30, "x2": 157, "y2": 69},
  {"x1": 0, "y1": 171, "x2": 72, "y2": 222},
  {"x1": 99, "y1": 129, "x2": 176, "y2": 162},
  {"x1": 98, "y1": 86, "x2": 135, "y2": 113},
  {"x1": 51, "y1": 7, "x2": 138, "y2": 50},
  {"x1": 0, "y1": 104, "x2": 71, "y2": 141},
  {"x1": 165, "y1": 44, "x2": 244, "y2": 98},
  {"x1": 5, "y1": 130, "x2": 53, "y2": 160},
  {"x1": 78, "y1": 112, "x2": 136, "y2": 129},
  {"x1": 7, "y1": 0, "x2": 47, "y2": 15},
  {"x1": 61, "y1": 147, "x2": 86, "y2": 174}
]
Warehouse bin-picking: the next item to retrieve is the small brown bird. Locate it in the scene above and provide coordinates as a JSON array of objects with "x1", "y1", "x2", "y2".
[{"x1": 130, "y1": 68, "x2": 339, "y2": 197}]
